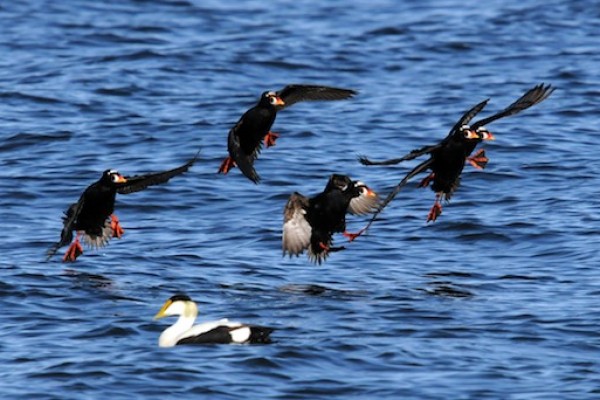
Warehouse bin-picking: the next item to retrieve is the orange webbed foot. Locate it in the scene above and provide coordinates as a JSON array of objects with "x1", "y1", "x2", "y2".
[
  {"x1": 419, "y1": 172, "x2": 435, "y2": 188},
  {"x1": 467, "y1": 149, "x2": 489, "y2": 170},
  {"x1": 318, "y1": 242, "x2": 346, "y2": 253},
  {"x1": 343, "y1": 229, "x2": 365, "y2": 242},
  {"x1": 111, "y1": 215, "x2": 124, "y2": 238},
  {"x1": 218, "y1": 157, "x2": 236, "y2": 174},
  {"x1": 264, "y1": 131, "x2": 279, "y2": 148},
  {"x1": 426, "y1": 201, "x2": 443, "y2": 223},
  {"x1": 63, "y1": 238, "x2": 83, "y2": 262}
]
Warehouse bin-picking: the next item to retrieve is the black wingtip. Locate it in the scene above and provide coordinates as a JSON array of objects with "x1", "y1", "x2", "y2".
[
  {"x1": 186, "y1": 149, "x2": 201, "y2": 169},
  {"x1": 346, "y1": 88, "x2": 359, "y2": 97},
  {"x1": 529, "y1": 83, "x2": 555, "y2": 102},
  {"x1": 358, "y1": 155, "x2": 372, "y2": 165},
  {"x1": 334, "y1": 87, "x2": 358, "y2": 100},
  {"x1": 45, "y1": 249, "x2": 56, "y2": 262},
  {"x1": 241, "y1": 168, "x2": 261, "y2": 184},
  {"x1": 192, "y1": 149, "x2": 201, "y2": 162},
  {"x1": 539, "y1": 83, "x2": 556, "y2": 98}
]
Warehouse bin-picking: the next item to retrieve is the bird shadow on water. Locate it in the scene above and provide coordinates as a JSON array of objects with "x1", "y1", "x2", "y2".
[
  {"x1": 418, "y1": 271, "x2": 477, "y2": 298},
  {"x1": 60, "y1": 268, "x2": 138, "y2": 301},
  {"x1": 215, "y1": 281, "x2": 370, "y2": 300},
  {"x1": 278, "y1": 283, "x2": 369, "y2": 298}
]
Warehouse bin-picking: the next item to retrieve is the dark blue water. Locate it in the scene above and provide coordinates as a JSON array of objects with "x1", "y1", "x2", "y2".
[{"x1": 1, "y1": 0, "x2": 599, "y2": 398}]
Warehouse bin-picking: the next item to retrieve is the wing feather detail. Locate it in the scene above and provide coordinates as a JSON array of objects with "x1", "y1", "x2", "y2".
[
  {"x1": 277, "y1": 84, "x2": 357, "y2": 109},
  {"x1": 46, "y1": 198, "x2": 83, "y2": 260},
  {"x1": 472, "y1": 83, "x2": 555, "y2": 128},
  {"x1": 116, "y1": 152, "x2": 199, "y2": 194},
  {"x1": 348, "y1": 183, "x2": 380, "y2": 215},
  {"x1": 282, "y1": 192, "x2": 311, "y2": 257}
]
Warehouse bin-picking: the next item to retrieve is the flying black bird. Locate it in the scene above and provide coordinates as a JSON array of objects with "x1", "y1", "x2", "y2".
[
  {"x1": 283, "y1": 174, "x2": 379, "y2": 264},
  {"x1": 357, "y1": 83, "x2": 554, "y2": 230},
  {"x1": 218, "y1": 84, "x2": 357, "y2": 183},
  {"x1": 154, "y1": 294, "x2": 274, "y2": 347},
  {"x1": 47, "y1": 153, "x2": 198, "y2": 262}
]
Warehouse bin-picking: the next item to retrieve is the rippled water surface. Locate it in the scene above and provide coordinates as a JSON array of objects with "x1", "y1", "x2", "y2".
[{"x1": 1, "y1": 0, "x2": 599, "y2": 398}]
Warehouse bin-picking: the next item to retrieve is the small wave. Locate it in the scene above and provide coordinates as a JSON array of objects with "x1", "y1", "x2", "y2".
[
  {"x1": 0, "y1": 91, "x2": 64, "y2": 104},
  {"x1": 0, "y1": 131, "x2": 73, "y2": 152},
  {"x1": 364, "y1": 26, "x2": 409, "y2": 36},
  {"x1": 419, "y1": 284, "x2": 474, "y2": 298},
  {"x1": 279, "y1": 284, "x2": 368, "y2": 297},
  {"x1": 97, "y1": 49, "x2": 166, "y2": 63}
]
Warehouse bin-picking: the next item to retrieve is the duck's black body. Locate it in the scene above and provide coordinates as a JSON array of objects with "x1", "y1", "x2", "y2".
[
  {"x1": 283, "y1": 174, "x2": 378, "y2": 264},
  {"x1": 176, "y1": 325, "x2": 274, "y2": 345},
  {"x1": 358, "y1": 83, "x2": 554, "y2": 228},
  {"x1": 218, "y1": 84, "x2": 357, "y2": 183},
  {"x1": 47, "y1": 154, "x2": 198, "y2": 262}
]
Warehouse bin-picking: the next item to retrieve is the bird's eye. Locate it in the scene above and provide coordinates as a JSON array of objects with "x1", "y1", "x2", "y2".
[
  {"x1": 111, "y1": 174, "x2": 119, "y2": 182},
  {"x1": 269, "y1": 96, "x2": 278, "y2": 105}
]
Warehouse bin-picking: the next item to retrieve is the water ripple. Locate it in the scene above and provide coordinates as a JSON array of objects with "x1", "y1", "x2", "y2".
[{"x1": 0, "y1": 0, "x2": 598, "y2": 398}]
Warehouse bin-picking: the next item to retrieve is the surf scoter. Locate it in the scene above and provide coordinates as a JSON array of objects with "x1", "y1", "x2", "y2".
[
  {"x1": 358, "y1": 83, "x2": 554, "y2": 230},
  {"x1": 283, "y1": 174, "x2": 379, "y2": 264},
  {"x1": 218, "y1": 84, "x2": 357, "y2": 183},
  {"x1": 47, "y1": 154, "x2": 198, "y2": 262}
]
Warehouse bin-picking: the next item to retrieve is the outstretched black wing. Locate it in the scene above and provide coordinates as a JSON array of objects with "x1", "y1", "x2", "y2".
[
  {"x1": 46, "y1": 198, "x2": 84, "y2": 260},
  {"x1": 227, "y1": 121, "x2": 261, "y2": 184},
  {"x1": 359, "y1": 142, "x2": 442, "y2": 166},
  {"x1": 357, "y1": 158, "x2": 434, "y2": 235},
  {"x1": 472, "y1": 83, "x2": 555, "y2": 129},
  {"x1": 116, "y1": 152, "x2": 199, "y2": 194},
  {"x1": 445, "y1": 98, "x2": 490, "y2": 138},
  {"x1": 277, "y1": 84, "x2": 357, "y2": 109},
  {"x1": 359, "y1": 99, "x2": 488, "y2": 167}
]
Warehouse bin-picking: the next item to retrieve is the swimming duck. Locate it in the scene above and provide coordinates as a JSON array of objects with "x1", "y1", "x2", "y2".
[
  {"x1": 218, "y1": 84, "x2": 357, "y2": 183},
  {"x1": 154, "y1": 294, "x2": 274, "y2": 347}
]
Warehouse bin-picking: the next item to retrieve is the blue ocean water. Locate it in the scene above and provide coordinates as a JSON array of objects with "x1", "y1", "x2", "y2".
[{"x1": 1, "y1": 0, "x2": 599, "y2": 398}]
